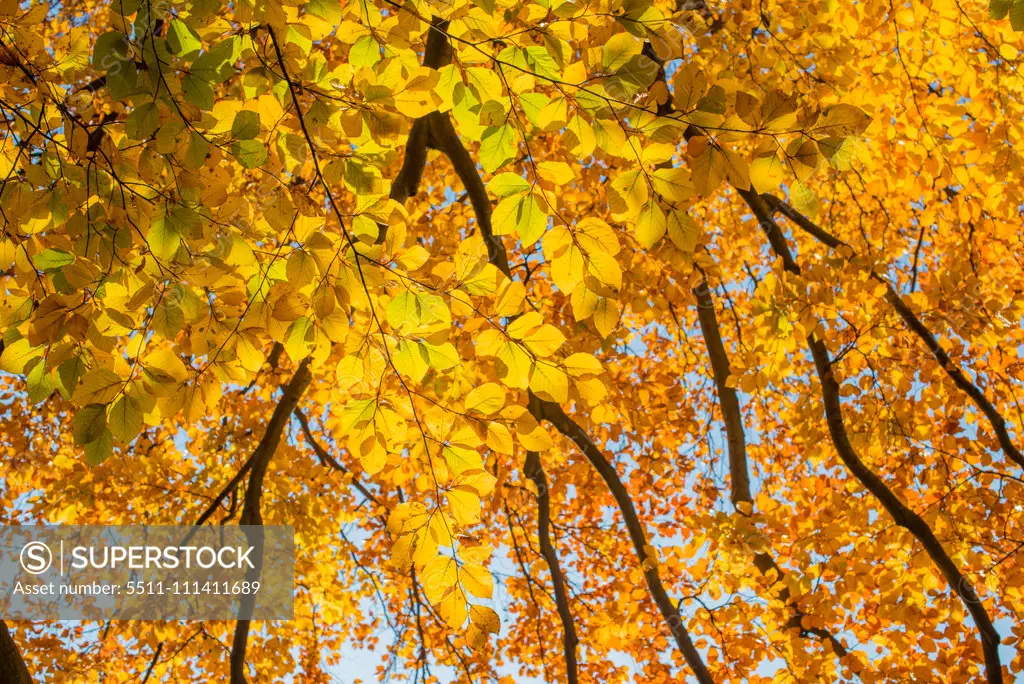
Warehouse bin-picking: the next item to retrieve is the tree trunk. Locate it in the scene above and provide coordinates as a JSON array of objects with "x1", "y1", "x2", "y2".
[{"x1": 0, "y1": 621, "x2": 32, "y2": 684}]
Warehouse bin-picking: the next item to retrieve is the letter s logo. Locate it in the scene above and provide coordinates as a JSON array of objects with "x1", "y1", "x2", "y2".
[{"x1": 20, "y1": 542, "x2": 52, "y2": 575}]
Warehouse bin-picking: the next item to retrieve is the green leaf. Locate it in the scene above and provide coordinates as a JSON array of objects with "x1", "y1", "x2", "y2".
[
  {"x1": 602, "y1": 33, "x2": 642, "y2": 71},
  {"x1": 166, "y1": 19, "x2": 202, "y2": 58},
  {"x1": 487, "y1": 173, "x2": 531, "y2": 198},
  {"x1": 307, "y1": 0, "x2": 342, "y2": 22},
  {"x1": 108, "y1": 395, "x2": 143, "y2": 443},
  {"x1": 350, "y1": 35, "x2": 381, "y2": 70},
  {"x1": 147, "y1": 216, "x2": 182, "y2": 261},
  {"x1": 1011, "y1": 1, "x2": 1024, "y2": 29},
  {"x1": 73, "y1": 404, "x2": 108, "y2": 445},
  {"x1": 25, "y1": 360, "x2": 54, "y2": 403},
  {"x1": 105, "y1": 58, "x2": 139, "y2": 99},
  {"x1": 0, "y1": 338, "x2": 37, "y2": 374},
  {"x1": 92, "y1": 31, "x2": 129, "y2": 68},
  {"x1": 183, "y1": 73, "x2": 215, "y2": 110},
  {"x1": 283, "y1": 316, "x2": 316, "y2": 362},
  {"x1": 492, "y1": 193, "x2": 547, "y2": 247},
  {"x1": 192, "y1": 36, "x2": 241, "y2": 84},
  {"x1": 231, "y1": 110, "x2": 261, "y2": 140},
  {"x1": 479, "y1": 125, "x2": 517, "y2": 173},
  {"x1": 386, "y1": 292, "x2": 451, "y2": 332},
  {"x1": 56, "y1": 356, "x2": 87, "y2": 398},
  {"x1": 184, "y1": 131, "x2": 210, "y2": 169},
  {"x1": 524, "y1": 46, "x2": 560, "y2": 80},
  {"x1": 34, "y1": 249, "x2": 75, "y2": 271},
  {"x1": 83, "y1": 429, "x2": 114, "y2": 466},
  {"x1": 125, "y1": 101, "x2": 160, "y2": 139},
  {"x1": 990, "y1": 0, "x2": 1011, "y2": 19},
  {"x1": 232, "y1": 139, "x2": 267, "y2": 168},
  {"x1": 72, "y1": 368, "x2": 124, "y2": 406}
]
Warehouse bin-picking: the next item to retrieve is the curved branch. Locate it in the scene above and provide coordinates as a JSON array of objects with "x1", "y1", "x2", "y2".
[
  {"x1": 427, "y1": 115, "x2": 511, "y2": 278},
  {"x1": 741, "y1": 189, "x2": 1004, "y2": 684},
  {"x1": 761, "y1": 193, "x2": 1024, "y2": 471},
  {"x1": 694, "y1": 281, "x2": 752, "y2": 506},
  {"x1": 380, "y1": 17, "x2": 716, "y2": 679},
  {"x1": 693, "y1": 280, "x2": 850, "y2": 659},
  {"x1": 230, "y1": 359, "x2": 313, "y2": 684},
  {"x1": 541, "y1": 402, "x2": 716, "y2": 684},
  {"x1": 523, "y1": 451, "x2": 579, "y2": 684},
  {"x1": 381, "y1": 18, "x2": 453, "y2": 240}
]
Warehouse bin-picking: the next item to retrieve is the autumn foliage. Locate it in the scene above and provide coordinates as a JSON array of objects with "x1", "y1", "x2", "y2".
[{"x1": 1, "y1": 0, "x2": 1023, "y2": 681}]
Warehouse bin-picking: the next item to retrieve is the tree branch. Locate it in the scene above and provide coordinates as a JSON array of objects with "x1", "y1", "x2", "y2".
[
  {"x1": 540, "y1": 402, "x2": 716, "y2": 684},
  {"x1": 427, "y1": 114, "x2": 511, "y2": 278},
  {"x1": 694, "y1": 278, "x2": 850, "y2": 658},
  {"x1": 381, "y1": 18, "x2": 453, "y2": 240},
  {"x1": 0, "y1": 621, "x2": 32, "y2": 684},
  {"x1": 378, "y1": 16, "x2": 715, "y2": 679},
  {"x1": 761, "y1": 193, "x2": 1024, "y2": 471},
  {"x1": 741, "y1": 189, "x2": 1004, "y2": 684},
  {"x1": 230, "y1": 359, "x2": 313, "y2": 684},
  {"x1": 523, "y1": 451, "x2": 579, "y2": 684}
]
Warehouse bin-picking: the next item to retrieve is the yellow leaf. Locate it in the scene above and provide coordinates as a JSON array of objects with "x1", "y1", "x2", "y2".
[
  {"x1": 235, "y1": 333, "x2": 265, "y2": 373},
  {"x1": 388, "y1": 502, "x2": 431, "y2": 535},
  {"x1": 650, "y1": 167, "x2": 695, "y2": 202},
  {"x1": 437, "y1": 585, "x2": 469, "y2": 629},
  {"x1": 457, "y1": 469, "x2": 497, "y2": 497},
  {"x1": 551, "y1": 245, "x2": 585, "y2": 293},
  {"x1": 530, "y1": 362, "x2": 569, "y2": 403},
  {"x1": 286, "y1": 249, "x2": 318, "y2": 287},
  {"x1": 470, "y1": 604, "x2": 500, "y2": 632},
  {"x1": 750, "y1": 154, "x2": 786, "y2": 193},
  {"x1": 593, "y1": 298, "x2": 619, "y2": 338},
  {"x1": 283, "y1": 316, "x2": 316, "y2": 362},
  {"x1": 467, "y1": 604, "x2": 500, "y2": 649},
  {"x1": 72, "y1": 368, "x2": 123, "y2": 406},
  {"x1": 0, "y1": 338, "x2": 40, "y2": 374},
  {"x1": 635, "y1": 201, "x2": 667, "y2": 248},
  {"x1": 420, "y1": 555, "x2": 459, "y2": 604},
  {"x1": 494, "y1": 279, "x2": 526, "y2": 316},
  {"x1": 339, "y1": 398, "x2": 376, "y2": 434},
  {"x1": 144, "y1": 348, "x2": 189, "y2": 383},
  {"x1": 486, "y1": 421, "x2": 514, "y2": 454},
  {"x1": 564, "y1": 353, "x2": 603, "y2": 377},
  {"x1": 537, "y1": 161, "x2": 575, "y2": 185},
  {"x1": 465, "y1": 383, "x2": 506, "y2": 416},
  {"x1": 460, "y1": 561, "x2": 493, "y2": 598},
  {"x1": 667, "y1": 210, "x2": 699, "y2": 253},
  {"x1": 447, "y1": 486, "x2": 481, "y2": 525},
  {"x1": 522, "y1": 324, "x2": 566, "y2": 357},
  {"x1": 508, "y1": 312, "x2": 544, "y2": 339},
  {"x1": 108, "y1": 394, "x2": 143, "y2": 443},
  {"x1": 495, "y1": 341, "x2": 533, "y2": 390},
  {"x1": 587, "y1": 251, "x2": 622, "y2": 291},
  {"x1": 444, "y1": 444, "x2": 484, "y2": 476},
  {"x1": 576, "y1": 218, "x2": 620, "y2": 256},
  {"x1": 672, "y1": 63, "x2": 706, "y2": 111}
]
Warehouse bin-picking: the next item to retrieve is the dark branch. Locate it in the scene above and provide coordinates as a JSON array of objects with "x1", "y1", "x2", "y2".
[
  {"x1": 761, "y1": 193, "x2": 1024, "y2": 472},
  {"x1": 230, "y1": 359, "x2": 313, "y2": 684},
  {"x1": 741, "y1": 189, "x2": 1004, "y2": 684},
  {"x1": 523, "y1": 451, "x2": 579, "y2": 684}
]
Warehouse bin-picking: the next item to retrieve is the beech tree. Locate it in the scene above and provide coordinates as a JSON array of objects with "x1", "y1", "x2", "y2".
[{"x1": 0, "y1": 0, "x2": 1022, "y2": 680}]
